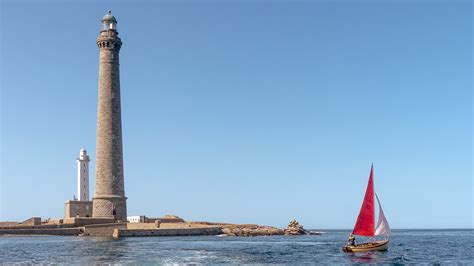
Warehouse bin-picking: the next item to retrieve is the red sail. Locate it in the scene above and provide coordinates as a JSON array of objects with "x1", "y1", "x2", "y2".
[{"x1": 352, "y1": 165, "x2": 375, "y2": 236}]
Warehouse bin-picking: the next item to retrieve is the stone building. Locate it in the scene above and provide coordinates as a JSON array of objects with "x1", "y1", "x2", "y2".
[
  {"x1": 64, "y1": 200, "x2": 92, "y2": 218},
  {"x1": 92, "y1": 11, "x2": 127, "y2": 221}
]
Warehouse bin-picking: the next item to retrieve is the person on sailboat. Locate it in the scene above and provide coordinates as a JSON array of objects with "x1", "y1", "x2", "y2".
[{"x1": 347, "y1": 234, "x2": 356, "y2": 246}]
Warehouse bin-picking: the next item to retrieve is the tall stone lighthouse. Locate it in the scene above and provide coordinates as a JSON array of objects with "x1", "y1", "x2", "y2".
[{"x1": 92, "y1": 11, "x2": 127, "y2": 221}]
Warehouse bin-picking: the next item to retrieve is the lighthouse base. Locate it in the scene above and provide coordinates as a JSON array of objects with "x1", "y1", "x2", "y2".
[{"x1": 92, "y1": 196, "x2": 127, "y2": 221}]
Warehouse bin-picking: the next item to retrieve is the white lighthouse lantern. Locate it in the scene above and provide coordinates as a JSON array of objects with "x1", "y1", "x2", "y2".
[{"x1": 102, "y1": 10, "x2": 117, "y2": 30}]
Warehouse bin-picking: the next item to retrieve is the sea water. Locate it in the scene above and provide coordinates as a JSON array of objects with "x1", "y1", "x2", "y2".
[{"x1": 1, "y1": 229, "x2": 472, "y2": 264}]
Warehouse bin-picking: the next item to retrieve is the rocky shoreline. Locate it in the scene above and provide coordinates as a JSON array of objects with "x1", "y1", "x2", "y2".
[{"x1": 190, "y1": 219, "x2": 321, "y2": 237}]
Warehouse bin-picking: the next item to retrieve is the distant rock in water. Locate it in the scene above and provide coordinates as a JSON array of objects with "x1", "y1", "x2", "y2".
[{"x1": 284, "y1": 219, "x2": 309, "y2": 235}]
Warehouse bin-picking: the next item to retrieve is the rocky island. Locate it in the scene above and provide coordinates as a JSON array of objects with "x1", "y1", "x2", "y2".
[
  {"x1": 0, "y1": 12, "x2": 323, "y2": 240},
  {"x1": 0, "y1": 216, "x2": 319, "y2": 238}
]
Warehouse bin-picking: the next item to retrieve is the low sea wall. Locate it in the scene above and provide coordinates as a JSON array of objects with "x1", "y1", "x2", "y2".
[
  {"x1": 0, "y1": 228, "x2": 81, "y2": 236},
  {"x1": 64, "y1": 217, "x2": 116, "y2": 227},
  {"x1": 113, "y1": 227, "x2": 223, "y2": 237},
  {"x1": 127, "y1": 223, "x2": 159, "y2": 230},
  {"x1": 0, "y1": 223, "x2": 76, "y2": 230},
  {"x1": 83, "y1": 222, "x2": 127, "y2": 236},
  {"x1": 152, "y1": 218, "x2": 185, "y2": 223}
]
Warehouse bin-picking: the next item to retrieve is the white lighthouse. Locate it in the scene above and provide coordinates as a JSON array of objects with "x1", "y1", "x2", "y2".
[{"x1": 77, "y1": 148, "x2": 90, "y2": 201}]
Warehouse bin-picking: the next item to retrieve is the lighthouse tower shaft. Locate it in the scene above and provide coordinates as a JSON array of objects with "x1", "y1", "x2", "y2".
[
  {"x1": 92, "y1": 11, "x2": 127, "y2": 221},
  {"x1": 77, "y1": 149, "x2": 90, "y2": 201}
]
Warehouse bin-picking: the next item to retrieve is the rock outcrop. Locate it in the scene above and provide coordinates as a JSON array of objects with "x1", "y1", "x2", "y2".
[
  {"x1": 190, "y1": 222, "x2": 284, "y2": 236},
  {"x1": 284, "y1": 219, "x2": 308, "y2": 235},
  {"x1": 221, "y1": 224, "x2": 284, "y2": 237}
]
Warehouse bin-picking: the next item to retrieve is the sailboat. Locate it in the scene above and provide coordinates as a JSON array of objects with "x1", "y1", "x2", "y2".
[{"x1": 342, "y1": 164, "x2": 391, "y2": 253}]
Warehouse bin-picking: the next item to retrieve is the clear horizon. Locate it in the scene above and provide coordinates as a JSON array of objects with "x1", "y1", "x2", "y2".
[{"x1": 1, "y1": 0, "x2": 472, "y2": 229}]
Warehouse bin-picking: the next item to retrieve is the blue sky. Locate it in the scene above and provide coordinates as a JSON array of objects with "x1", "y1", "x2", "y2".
[{"x1": 1, "y1": 0, "x2": 472, "y2": 229}]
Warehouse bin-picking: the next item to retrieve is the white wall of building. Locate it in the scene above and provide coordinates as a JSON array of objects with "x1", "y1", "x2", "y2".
[{"x1": 127, "y1": 216, "x2": 145, "y2": 223}]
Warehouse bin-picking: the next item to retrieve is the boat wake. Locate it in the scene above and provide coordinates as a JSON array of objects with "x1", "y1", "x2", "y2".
[{"x1": 391, "y1": 254, "x2": 412, "y2": 263}]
